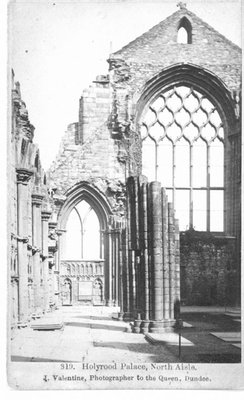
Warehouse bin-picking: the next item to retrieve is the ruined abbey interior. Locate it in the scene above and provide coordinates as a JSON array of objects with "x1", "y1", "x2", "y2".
[{"x1": 9, "y1": 4, "x2": 241, "y2": 335}]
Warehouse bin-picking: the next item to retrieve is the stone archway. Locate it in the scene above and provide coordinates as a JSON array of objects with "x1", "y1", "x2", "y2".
[{"x1": 56, "y1": 182, "x2": 122, "y2": 307}]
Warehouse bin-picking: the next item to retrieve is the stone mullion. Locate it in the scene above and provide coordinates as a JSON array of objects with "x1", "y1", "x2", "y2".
[
  {"x1": 32, "y1": 193, "x2": 44, "y2": 316},
  {"x1": 189, "y1": 144, "x2": 193, "y2": 228},
  {"x1": 41, "y1": 211, "x2": 52, "y2": 312},
  {"x1": 16, "y1": 168, "x2": 33, "y2": 326},
  {"x1": 206, "y1": 144, "x2": 210, "y2": 231},
  {"x1": 172, "y1": 144, "x2": 176, "y2": 208},
  {"x1": 155, "y1": 143, "x2": 158, "y2": 182}
]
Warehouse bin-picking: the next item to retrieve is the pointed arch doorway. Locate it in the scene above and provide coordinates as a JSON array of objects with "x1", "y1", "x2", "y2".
[{"x1": 57, "y1": 182, "x2": 120, "y2": 307}]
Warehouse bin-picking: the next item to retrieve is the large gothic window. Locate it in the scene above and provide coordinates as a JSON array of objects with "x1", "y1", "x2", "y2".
[
  {"x1": 141, "y1": 86, "x2": 224, "y2": 232},
  {"x1": 64, "y1": 200, "x2": 101, "y2": 259}
]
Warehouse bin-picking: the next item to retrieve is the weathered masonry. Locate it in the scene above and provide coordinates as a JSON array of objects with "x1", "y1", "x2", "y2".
[
  {"x1": 10, "y1": 71, "x2": 57, "y2": 333},
  {"x1": 10, "y1": 4, "x2": 241, "y2": 334},
  {"x1": 123, "y1": 177, "x2": 180, "y2": 333}
]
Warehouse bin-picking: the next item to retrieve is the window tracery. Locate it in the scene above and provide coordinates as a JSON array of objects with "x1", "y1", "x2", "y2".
[
  {"x1": 64, "y1": 200, "x2": 101, "y2": 259},
  {"x1": 141, "y1": 85, "x2": 224, "y2": 231}
]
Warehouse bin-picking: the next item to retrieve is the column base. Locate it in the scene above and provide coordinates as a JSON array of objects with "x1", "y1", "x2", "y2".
[
  {"x1": 140, "y1": 320, "x2": 150, "y2": 334},
  {"x1": 133, "y1": 319, "x2": 142, "y2": 333},
  {"x1": 149, "y1": 319, "x2": 176, "y2": 333},
  {"x1": 106, "y1": 300, "x2": 114, "y2": 307},
  {"x1": 118, "y1": 312, "x2": 124, "y2": 321},
  {"x1": 32, "y1": 307, "x2": 43, "y2": 319},
  {"x1": 17, "y1": 320, "x2": 28, "y2": 329}
]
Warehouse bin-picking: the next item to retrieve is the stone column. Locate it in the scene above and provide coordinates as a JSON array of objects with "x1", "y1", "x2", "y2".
[
  {"x1": 122, "y1": 226, "x2": 131, "y2": 319},
  {"x1": 140, "y1": 182, "x2": 150, "y2": 333},
  {"x1": 114, "y1": 229, "x2": 120, "y2": 307},
  {"x1": 48, "y1": 221, "x2": 57, "y2": 308},
  {"x1": 107, "y1": 230, "x2": 113, "y2": 306},
  {"x1": 118, "y1": 233, "x2": 124, "y2": 319},
  {"x1": 48, "y1": 260, "x2": 55, "y2": 308},
  {"x1": 16, "y1": 168, "x2": 33, "y2": 327},
  {"x1": 162, "y1": 189, "x2": 170, "y2": 319},
  {"x1": 149, "y1": 182, "x2": 164, "y2": 332},
  {"x1": 174, "y1": 219, "x2": 180, "y2": 306},
  {"x1": 41, "y1": 210, "x2": 52, "y2": 312},
  {"x1": 168, "y1": 202, "x2": 175, "y2": 320},
  {"x1": 56, "y1": 229, "x2": 65, "y2": 307},
  {"x1": 32, "y1": 192, "x2": 43, "y2": 316}
]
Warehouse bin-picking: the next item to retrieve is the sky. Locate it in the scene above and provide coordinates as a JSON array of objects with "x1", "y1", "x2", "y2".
[{"x1": 8, "y1": 0, "x2": 242, "y2": 170}]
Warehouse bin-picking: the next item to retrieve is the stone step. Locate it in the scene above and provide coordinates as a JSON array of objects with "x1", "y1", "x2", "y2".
[{"x1": 145, "y1": 332, "x2": 194, "y2": 346}]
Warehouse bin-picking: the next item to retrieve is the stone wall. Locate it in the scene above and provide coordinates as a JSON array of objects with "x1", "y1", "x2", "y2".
[
  {"x1": 180, "y1": 231, "x2": 238, "y2": 306},
  {"x1": 48, "y1": 80, "x2": 126, "y2": 218},
  {"x1": 110, "y1": 7, "x2": 241, "y2": 96},
  {"x1": 10, "y1": 71, "x2": 57, "y2": 333}
]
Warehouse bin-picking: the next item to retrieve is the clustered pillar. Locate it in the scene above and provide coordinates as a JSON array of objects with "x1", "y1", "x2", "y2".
[
  {"x1": 41, "y1": 211, "x2": 52, "y2": 312},
  {"x1": 16, "y1": 168, "x2": 33, "y2": 327},
  {"x1": 32, "y1": 192, "x2": 44, "y2": 317},
  {"x1": 105, "y1": 217, "x2": 124, "y2": 307},
  {"x1": 121, "y1": 176, "x2": 180, "y2": 333}
]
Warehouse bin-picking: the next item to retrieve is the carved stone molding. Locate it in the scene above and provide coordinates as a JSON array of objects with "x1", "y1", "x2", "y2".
[
  {"x1": 49, "y1": 221, "x2": 58, "y2": 230},
  {"x1": 31, "y1": 193, "x2": 44, "y2": 207},
  {"x1": 41, "y1": 210, "x2": 52, "y2": 221},
  {"x1": 53, "y1": 194, "x2": 67, "y2": 205},
  {"x1": 32, "y1": 246, "x2": 41, "y2": 254},
  {"x1": 16, "y1": 167, "x2": 33, "y2": 185},
  {"x1": 17, "y1": 236, "x2": 29, "y2": 244}
]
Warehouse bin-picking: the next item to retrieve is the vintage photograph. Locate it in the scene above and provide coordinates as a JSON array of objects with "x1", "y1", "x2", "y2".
[{"x1": 7, "y1": 0, "x2": 243, "y2": 389}]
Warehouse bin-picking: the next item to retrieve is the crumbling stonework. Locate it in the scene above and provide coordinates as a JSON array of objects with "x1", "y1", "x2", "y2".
[
  {"x1": 10, "y1": 71, "x2": 58, "y2": 333},
  {"x1": 180, "y1": 231, "x2": 238, "y2": 306},
  {"x1": 123, "y1": 176, "x2": 180, "y2": 333}
]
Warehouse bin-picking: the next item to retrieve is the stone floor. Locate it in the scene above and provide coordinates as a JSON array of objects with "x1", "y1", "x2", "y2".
[{"x1": 10, "y1": 305, "x2": 241, "y2": 364}]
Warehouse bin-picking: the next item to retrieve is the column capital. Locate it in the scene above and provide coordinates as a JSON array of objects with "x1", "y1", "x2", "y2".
[
  {"x1": 32, "y1": 193, "x2": 44, "y2": 207},
  {"x1": 17, "y1": 235, "x2": 29, "y2": 243},
  {"x1": 16, "y1": 167, "x2": 33, "y2": 184},
  {"x1": 41, "y1": 210, "x2": 52, "y2": 221},
  {"x1": 49, "y1": 221, "x2": 58, "y2": 230}
]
